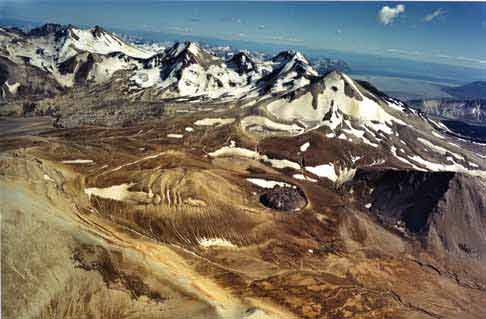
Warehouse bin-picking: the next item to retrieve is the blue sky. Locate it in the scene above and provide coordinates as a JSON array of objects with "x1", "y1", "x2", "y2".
[{"x1": 1, "y1": 1, "x2": 486, "y2": 69}]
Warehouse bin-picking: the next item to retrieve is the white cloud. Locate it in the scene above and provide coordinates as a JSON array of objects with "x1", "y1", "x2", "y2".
[
  {"x1": 424, "y1": 8, "x2": 446, "y2": 22},
  {"x1": 378, "y1": 4, "x2": 405, "y2": 25}
]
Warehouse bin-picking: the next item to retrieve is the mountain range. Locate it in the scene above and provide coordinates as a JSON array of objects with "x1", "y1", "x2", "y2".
[{"x1": 2, "y1": 23, "x2": 486, "y2": 319}]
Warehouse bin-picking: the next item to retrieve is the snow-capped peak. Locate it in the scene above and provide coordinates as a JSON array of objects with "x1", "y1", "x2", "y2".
[
  {"x1": 59, "y1": 25, "x2": 154, "y2": 61},
  {"x1": 280, "y1": 52, "x2": 316, "y2": 76},
  {"x1": 165, "y1": 42, "x2": 200, "y2": 58},
  {"x1": 263, "y1": 70, "x2": 405, "y2": 135},
  {"x1": 256, "y1": 50, "x2": 317, "y2": 94},
  {"x1": 162, "y1": 41, "x2": 219, "y2": 69},
  {"x1": 272, "y1": 50, "x2": 299, "y2": 63}
]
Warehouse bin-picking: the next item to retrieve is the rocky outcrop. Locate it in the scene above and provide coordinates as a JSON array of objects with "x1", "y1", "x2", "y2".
[
  {"x1": 260, "y1": 186, "x2": 307, "y2": 211},
  {"x1": 0, "y1": 57, "x2": 63, "y2": 108},
  {"x1": 353, "y1": 169, "x2": 486, "y2": 261}
]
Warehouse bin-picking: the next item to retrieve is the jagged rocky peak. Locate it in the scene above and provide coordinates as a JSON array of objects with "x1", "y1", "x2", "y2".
[
  {"x1": 27, "y1": 23, "x2": 68, "y2": 37},
  {"x1": 273, "y1": 49, "x2": 317, "y2": 77},
  {"x1": 227, "y1": 51, "x2": 256, "y2": 73},
  {"x1": 165, "y1": 41, "x2": 199, "y2": 58},
  {"x1": 142, "y1": 52, "x2": 166, "y2": 69},
  {"x1": 91, "y1": 25, "x2": 108, "y2": 38},
  {"x1": 162, "y1": 41, "x2": 216, "y2": 68},
  {"x1": 272, "y1": 49, "x2": 303, "y2": 62}
]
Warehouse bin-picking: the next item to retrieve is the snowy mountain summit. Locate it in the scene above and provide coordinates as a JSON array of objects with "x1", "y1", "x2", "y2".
[{"x1": 1, "y1": 24, "x2": 321, "y2": 99}]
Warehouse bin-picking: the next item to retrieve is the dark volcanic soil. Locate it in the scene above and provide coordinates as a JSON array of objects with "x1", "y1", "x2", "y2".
[{"x1": 260, "y1": 186, "x2": 307, "y2": 211}]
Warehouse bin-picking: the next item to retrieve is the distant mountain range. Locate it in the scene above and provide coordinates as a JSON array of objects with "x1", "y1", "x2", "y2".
[
  {"x1": 408, "y1": 99, "x2": 486, "y2": 123},
  {"x1": 405, "y1": 81, "x2": 486, "y2": 128},
  {"x1": 444, "y1": 81, "x2": 486, "y2": 100},
  {"x1": 0, "y1": 23, "x2": 349, "y2": 104}
]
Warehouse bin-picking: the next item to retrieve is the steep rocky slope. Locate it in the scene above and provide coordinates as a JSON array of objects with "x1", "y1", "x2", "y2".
[{"x1": 352, "y1": 170, "x2": 486, "y2": 261}]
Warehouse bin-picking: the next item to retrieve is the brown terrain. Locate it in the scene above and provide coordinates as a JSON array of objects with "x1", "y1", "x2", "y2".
[
  {"x1": 1, "y1": 111, "x2": 485, "y2": 319},
  {"x1": 1, "y1": 24, "x2": 486, "y2": 319}
]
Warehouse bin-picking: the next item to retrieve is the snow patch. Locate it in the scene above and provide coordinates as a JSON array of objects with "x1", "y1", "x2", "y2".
[
  {"x1": 167, "y1": 134, "x2": 184, "y2": 139},
  {"x1": 209, "y1": 144, "x2": 300, "y2": 170},
  {"x1": 293, "y1": 174, "x2": 318, "y2": 183},
  {"x1": 194, "y1": 118, "x2": 235, "y2": 127},
  {"x1": 241, "y1": 115, "x2": 304, "y2": 136},
  {"x1": 305, "y1": 162, "x2": 356, "y2": 185},
  {"x1": 417, "y1": 137, "x2": 465, "y2": 162},
  {"x1": 408, "y1": 154, "x2": 486, "y2": 178},
  {"x1": 246, "y1": 178, "x2": 294, "y2": 189},
  {"x1": 305, "y1": 164, "x2": 337, "y2": 181},
  {"x1": 5, "y1": 81, "x2": 20, "y2": 95},
  {"x1": 198, "y1": 237, "x2": 237, "y2": 248},
  {"x1": 84, "y1": 183, "x2": 136, "y2": 201},
  {"x1": 390, "y1": 146, "x2": 424, "y2": 171},
  {"x1": 43, "y1": 174, "x2": 55, "y2": 182},
  {"x1": 62, "y1": 159, "x2": 94, "y2": 164},
  {"x1": 299, "y1": 142, "x2": 310, "y2": 152}
]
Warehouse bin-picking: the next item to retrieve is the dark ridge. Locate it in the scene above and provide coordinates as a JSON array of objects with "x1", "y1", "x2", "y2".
[
  {"x1": 0, "y1": 63, "x2": 9, "y2": 86},
  {"x1": 442, "y1": 119, "x2": 486, "y2": 143},
  {"x1": 91, "y1": 25, "x2": 106, "y2": 38},
  {"x1": 310, "y1": 80, "x2": 326, "y2": 110},
  {"x1": 357, "y1": 79, "x2": 416, "y2": 113},
  {"x1": 356, "y1": 80, "x2": 388, "y2": 99},
  {"x1": 353, "y1": 168, "x2": 486, "y2": 260},
  {"x1": 343, "y1": 78, "x2": 362, "y2": 101},
  {"x1": 74, "y1": 54, "x2": 97, "y2": 84},
  {"x1": 227, "y1": 52, "x2": 256, "y2": 74},
  {"x1": 353, "y1": 169, "x2": 455, "y2": 234},
  {"x1": 58, "y1": 55, "x2": 78, "y2": 75},
  {"x1": 162, "y1": 42, "x2": 205, "y2": 68},
  {"x1": 271, "y1": 50, "x2": 297, "y2": 63},
  {"x1": 28, "y1": 23, "x2": 68, "y2": 39}
]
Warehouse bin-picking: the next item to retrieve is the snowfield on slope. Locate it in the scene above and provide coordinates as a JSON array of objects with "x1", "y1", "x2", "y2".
[{"x1": 209, "y1": 142, "x2": 301, "y2": 170}]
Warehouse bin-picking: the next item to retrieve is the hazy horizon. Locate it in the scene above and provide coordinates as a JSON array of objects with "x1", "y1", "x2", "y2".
[{"x1": 1, "y1": 1, "x2": 485, "y2": 69}]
